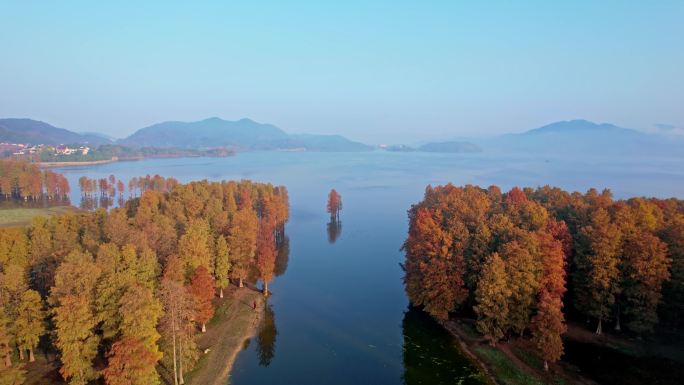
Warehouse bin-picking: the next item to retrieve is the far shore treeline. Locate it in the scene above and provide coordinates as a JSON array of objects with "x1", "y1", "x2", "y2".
[
  {"x1": 0, "y1": 160, "x2": 70, "y2": 201},
  {"x1": 403, "y1": 184, "x2": 683, "y2": 370},
  {"x1": 0, "y1": 175, "x2": 290, "y2": 384}
]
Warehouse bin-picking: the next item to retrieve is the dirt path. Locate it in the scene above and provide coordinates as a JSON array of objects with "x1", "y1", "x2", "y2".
[
  {"x1": 438, "y1": 318, "x2": 499, "y2": 385},
  {"x1": 187, "y1": 285, "x2": 265, "y2": 385}
]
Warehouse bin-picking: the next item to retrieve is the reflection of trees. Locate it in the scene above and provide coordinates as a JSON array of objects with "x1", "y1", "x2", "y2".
[
  {"x1": 78, "y1": 196, "x2": 119, "y2": 211},
  {"x1": 401, "y1": 307, "x2": 482, "y2": 385},
  {"x1": 80, "y1": 196, "x2": 96, "y2": 210},
  {"x1": 327, "y1": 220, "x2": 342, "y2": 244},
  {"x1": 256, "y1": 303, "x2": 277, "y2": 367},
  {"x1": 274, "y1": 235, "x2": 289, "y2": 277},
  {"x1": 99, "y1": 196, "x2": 113, "y2": 210}
]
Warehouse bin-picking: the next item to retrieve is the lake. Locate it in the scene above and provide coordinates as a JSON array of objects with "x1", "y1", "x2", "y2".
[{"x1": 54, "y1": 151, "x2": 684, "y2": 385}]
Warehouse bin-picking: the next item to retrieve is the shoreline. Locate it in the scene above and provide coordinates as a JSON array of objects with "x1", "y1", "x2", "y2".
[
  {"x1": 39, "y1": 157, "x2": 118, "y2": 167},
  {"x1": 435, "y1": 318, "x2": 499, "y2": 385},
  {"x1": 185, "y1": 285, "x2": 265, "y2": 385},
  {"x1": 438, "y1": 316, "x2": 600, "y2": 385}
]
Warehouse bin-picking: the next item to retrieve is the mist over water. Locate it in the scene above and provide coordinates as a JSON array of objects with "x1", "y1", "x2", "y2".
[{"x1": 54, "y1": 151, "x2": 684, "y2": 385}]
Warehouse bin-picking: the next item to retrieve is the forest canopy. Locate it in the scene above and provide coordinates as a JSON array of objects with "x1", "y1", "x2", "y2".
[
  {"x1": 0, "y1": 178, "x2": 289, "y2": 384},
  {"x1": 403, "y1": 184, "x2": 683, "y2": 370}
]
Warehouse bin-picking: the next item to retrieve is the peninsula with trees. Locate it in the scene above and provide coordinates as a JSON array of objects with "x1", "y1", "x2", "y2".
[{"x1": 0, "y1": 172, "x2": 290, "y2": 385}]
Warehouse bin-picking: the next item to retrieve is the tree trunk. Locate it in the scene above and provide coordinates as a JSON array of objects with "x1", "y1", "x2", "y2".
[
  {"x1": 219, "y1": 287, "x2": 224, "y2": 298},
  {"x1": 179, "y1": 338, "x2": 185, "y2": 385},
  {"x1": 172, "y1": 309, "x2": 178, "y2": 385},
  {"x1": 239, "y1": 277, "x2": 243, "y2": 288},
  {"x1": 202, "y1": 323, "x2": 206, "y2": 333},
  {"x1": 4, "y1": 354, "x2": 11, "y2": 367},
  {"x1": 544, "y1": 360, "x2": 549, "y2": 371},
  {"x1": 596, "y1": 318, "x2": 603, "y2": 335},
  {"x1": 19, "y1": 348, "x2": 24, "y2": 361},
  {"x1": 263, "y1": 281, "x2": 269, "y2": 296},
  {"x1": 615, "y1": 304, "x2": 621, "y2": 331},
  {"x1": 29, "y1": 348, "x2": 35, "y2": 363}
]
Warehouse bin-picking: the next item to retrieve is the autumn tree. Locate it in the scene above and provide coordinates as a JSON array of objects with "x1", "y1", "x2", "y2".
[
  {"x1": 661, "y1": 214, "x2": 684, "y2": 325},
  {"x1": 474, "y1": 253, "x2": 511, "y2": 346},
  {"x1": 53, "y1": 295, "x2": 100, "y2": 385},
  {"x1": 102, "y1": 337, "x2": 160, "y2": 385},
  {"x1": 501, "y1": 240, "x2": 540, "y2": 336},
  {"x1": 189, "y1": 266, "x2": 215, "y2": 333},
  {"x1": 178, "y1": 219, "x2": 212, "y2": 275},
  {"x1": 160, "y1": 273, "x2": 196, "y2": 385},
  {"x1": 530, "y1": 231, "x2": 567, "y2": 371},
  {"x1": 256, "y1": 221, "x2": 277, "y2": 296},
  {"x1": 50, "y1": 250, "x2": 101, "y2": 385},
  {"x1": 575, "y1": 208, "x2": 622, "y2": 334},
  {"x1": 103, "y1": 283, "x2": 163, "y2": 384},
  {"x1": 214, "y1": 235, "x2": 230, "y2": 298},
  {"x1": 15, "y1": 290, "x2": 45, "y2": 362},
  {"x1": 403, "y1": 207, "x2": 466, "y2": 319},
  {"x1": 327, "y1": 189, "x2": 342, "y2": 221},
  {"x1": 0, "y1": 308, "x2": 26, "y2": 383},
  {"x1": 621, "y1": 232, "x2": 670, "y2": 333},
  {"x1": 227, "y1": 206, "x2": 258, "y2": 287}
]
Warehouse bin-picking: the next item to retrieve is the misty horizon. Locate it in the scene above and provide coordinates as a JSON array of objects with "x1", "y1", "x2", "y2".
[{"x1": 1, "y1": 2, "x2": 682, "y2": 143}]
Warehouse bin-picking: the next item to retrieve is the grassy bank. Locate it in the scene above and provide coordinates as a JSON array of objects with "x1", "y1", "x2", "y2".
[
  {"x1": 182, "y1": 286, "x2": 264, "y2": 385},
  {"x1": 439, "y1": 318, "x2": 592, "y2": 385},
  {"x1": 0, "y1": 206, "x2": 76, "y2": 227}
]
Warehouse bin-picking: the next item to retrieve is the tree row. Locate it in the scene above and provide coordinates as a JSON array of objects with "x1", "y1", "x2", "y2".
[{"x1": 0, "y1": 160, "x2": 70, "y2": 201}]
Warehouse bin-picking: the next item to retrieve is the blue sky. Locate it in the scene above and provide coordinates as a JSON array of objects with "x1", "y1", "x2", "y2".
[{"x1": 1, "y1": 1, "x2": 682, "y2": 144}]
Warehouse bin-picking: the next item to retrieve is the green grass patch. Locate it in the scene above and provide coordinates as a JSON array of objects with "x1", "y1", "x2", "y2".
[
  {"x1": 0, "y1": 206, "x2": 75, "y2": 227},
  {"x1": 458, "y1": 321, "x2": 481, "y2": 340},
  {"x1": 474, "y1": 345, "x2": 544, "y2": 385},
  {"x1": 511, "y1": 346, "x2": 544, "y2": 371}
]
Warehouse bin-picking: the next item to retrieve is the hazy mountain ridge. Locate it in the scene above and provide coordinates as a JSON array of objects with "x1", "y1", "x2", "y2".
[
  {"x1": 2, "y1": 117, "x2": 682, "y2": 156},
  {"x1": 0, "y1": 118, "x2": 112, "y2": 145},
  {"x1": 119, "y1": 117, "x2": 372, "y2": 152},
  {"x1": 483, "y1": 119, "x2": 684, "y2": 157}
]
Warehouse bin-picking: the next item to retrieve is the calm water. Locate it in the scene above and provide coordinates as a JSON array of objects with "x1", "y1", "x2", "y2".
[{"x1": 54, "y1": 151, "x2": 684, "y2": 385}]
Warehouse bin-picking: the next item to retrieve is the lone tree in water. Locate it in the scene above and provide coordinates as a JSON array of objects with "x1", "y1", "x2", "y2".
[{"x1": 327, "y1": 189, "x2": 342, "y2": 221}]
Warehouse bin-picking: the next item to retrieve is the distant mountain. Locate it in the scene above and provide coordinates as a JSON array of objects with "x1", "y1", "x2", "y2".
[
  {"x1": 120, "y1": 117, "x2": 372, "y2": 152},
  {"x1": 0, "y1": 118, "x2": 112, "y2": 145},
  {"x1": 483, "y1": 119, "x2": 684, "y2": 157},
  {"x1": 418, "y1": 141, "x2": 482, "y2": 153},
  {"x1": 79, "y1": 131, "x2": 118, "y2": 142}
]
